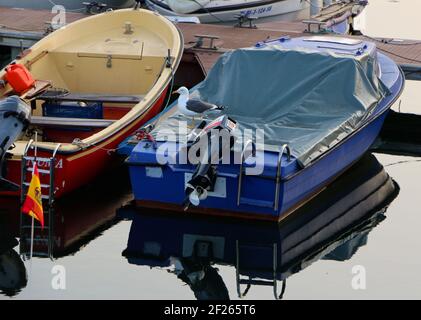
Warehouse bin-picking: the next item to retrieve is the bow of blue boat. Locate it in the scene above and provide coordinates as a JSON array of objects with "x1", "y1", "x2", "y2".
[{"x1": 119, "y1": 36, "x2": 405, "y2": 221}]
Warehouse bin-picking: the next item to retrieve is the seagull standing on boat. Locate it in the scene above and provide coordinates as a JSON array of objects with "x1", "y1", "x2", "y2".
[{"x1": 173, "y1": 87, "x2": 225, "y2": 120}]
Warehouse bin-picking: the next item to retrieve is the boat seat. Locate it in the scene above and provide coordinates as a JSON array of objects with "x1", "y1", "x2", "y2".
[
  {"x1": 30, "y1": 116, "x2": 115, "y2": 128},
  {"x1": 37, "y1": 91, "x2": 145, "y2": 104},
  {"x1": 24, "y1": 80, "x2": 53, "y2": 99}
]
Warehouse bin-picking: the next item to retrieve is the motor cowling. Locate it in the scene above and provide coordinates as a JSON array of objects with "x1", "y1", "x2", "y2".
[
  {"x1": 0, "y1": 96, "x2": 31, "y2": 191},
  {"x1": 184, "y1": 116, "x2": 237, "y2": 208}
]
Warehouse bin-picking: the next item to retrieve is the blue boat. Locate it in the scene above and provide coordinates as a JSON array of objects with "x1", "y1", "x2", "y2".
[
  {"x1": 123, "y1": 36, "x2": 404, "y2": 221},
  {"x1": 121, "y1": 154, "x2": 399, "y2": 299}
]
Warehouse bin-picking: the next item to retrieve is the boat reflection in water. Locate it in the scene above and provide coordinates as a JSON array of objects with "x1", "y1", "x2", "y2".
[
  {"x1": 17, "y1": 168, "x2": 132, "y2": 258},
  {"x1": 0, "y1": 217, "x2": 27, "y2": 296},
  {"x1": 122, "y1": 154, "x2": 399, "y2": 300},
  {"x1": 0, "y1": 167, "x2": 132, "y2": 296}
]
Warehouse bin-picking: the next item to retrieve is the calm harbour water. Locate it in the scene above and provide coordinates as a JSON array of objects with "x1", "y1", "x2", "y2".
[{"x1": 1, "y1": 0, "x2": 421, "y2": 300}]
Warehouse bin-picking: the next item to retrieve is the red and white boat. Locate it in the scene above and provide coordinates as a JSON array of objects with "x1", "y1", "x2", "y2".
[{"x1": 0, "y1": 9, "x2": 183, "y2": 199}]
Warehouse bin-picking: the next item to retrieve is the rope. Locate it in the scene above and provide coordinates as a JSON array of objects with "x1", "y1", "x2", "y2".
[
  {"x1": 304, "y1": 0, "x2": 363, "y2": 21},
  {"x1": 377, "y1": 46, "x2": 421, "y2": 65},
  {"x1": 358, "y1": 33, "x2": 421, "y2": 64},
  {"x1": 361, "y1": 34, "x2": 421, "y2": 47},
  {"x1": 141, "y1": 64, "x2": 176, "y2": 131},
  {"x1": 163, "y1": 65, "x2": 175, "y2": 111},
  {"x1": 71, "y1": 138, "x2": 127, "y2": 155},
  {"x1": 191, "y1": 0, "x2": 225, "y2": 23},
  {"x1": 384, "y1": 159, "x2": 421, "y2": 167}
]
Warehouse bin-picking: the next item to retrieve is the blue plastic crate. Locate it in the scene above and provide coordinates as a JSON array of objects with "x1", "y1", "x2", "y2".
[{"x1": 42, "y1": 101, "x2": 103, "y2": 119}]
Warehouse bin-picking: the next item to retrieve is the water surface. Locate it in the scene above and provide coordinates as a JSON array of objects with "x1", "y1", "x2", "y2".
[{"x1": 1, "y1": 0, "x2": 421, "y2": 300}]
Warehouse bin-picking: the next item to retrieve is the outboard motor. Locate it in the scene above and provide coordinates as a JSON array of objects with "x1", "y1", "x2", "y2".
[
  {"x1": 184, "y1": 116, "x2": 237, "y2": 209},
  {"x1": 0, "y1": 96, "x2": 31, "y2": 191}
]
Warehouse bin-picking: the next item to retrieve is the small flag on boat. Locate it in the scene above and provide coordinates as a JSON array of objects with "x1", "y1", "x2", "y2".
[{"x1": 22, "y1": 163, "x2": 44, "y2": 229}]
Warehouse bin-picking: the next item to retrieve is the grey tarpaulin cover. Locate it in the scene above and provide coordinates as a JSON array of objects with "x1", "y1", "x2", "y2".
[{"x1": 153, "y1": 42, "x2": 388, "y2": 167}]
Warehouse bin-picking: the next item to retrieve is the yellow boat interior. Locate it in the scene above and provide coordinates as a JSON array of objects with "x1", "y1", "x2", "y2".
[{"x1": 0, "y1": 9, "x2": 183, "y2": 157}]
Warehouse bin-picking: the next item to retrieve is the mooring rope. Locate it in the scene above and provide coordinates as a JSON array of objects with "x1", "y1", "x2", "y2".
[{"x1": 191, "y1": 0, "x2": 226, "y2": 23}]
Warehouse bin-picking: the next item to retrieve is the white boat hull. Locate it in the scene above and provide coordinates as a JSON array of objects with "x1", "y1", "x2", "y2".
[
  {"x1": 146, "y1": 0, "x2": 307, "y2": 23},
  {"x1": 165, "y1": 0, "x2": 211, "y2": 14}
]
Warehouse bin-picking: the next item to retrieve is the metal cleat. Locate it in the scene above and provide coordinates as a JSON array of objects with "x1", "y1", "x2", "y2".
[{"x1": 234, "y1": 14, "x2": 258, "y2": 29}]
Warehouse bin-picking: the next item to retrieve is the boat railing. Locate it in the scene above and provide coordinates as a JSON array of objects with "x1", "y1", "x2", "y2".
[
  {"x1": 20, "y1": 140, "x2": 61, "y2": 260},
  {"x1": 22, "y1": 138, "x2": 34, "y2": 158},
  {"x1": 235, "y1": 241, "x2": 286, "y2": 300},
  {"x1": 237, "y1": 140, "x2": 256, "y2": 206},
  {"x1": 237, "y1": 142, "x2": 291, "y2": 211},
  {"x1": 274, "y1": 144, "x2": 291, "y2": 211}
]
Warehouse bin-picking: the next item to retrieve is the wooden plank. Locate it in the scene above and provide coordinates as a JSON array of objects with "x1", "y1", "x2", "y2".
[
  {"x1": 2, "y1": 6, "x2": 421, "y2": 73},
  {"x1": 0, "y1": 7, "x2": 85, "y2": 34},
  {"x1": 178, "y1": 22, "x2": 421, "y2": 72},
  {"x1": 37, "y1": 91, "x2": 144, "y2": 104},
  {"x1": 31, "y1": 116, "x2": 115, "y2": 128}
]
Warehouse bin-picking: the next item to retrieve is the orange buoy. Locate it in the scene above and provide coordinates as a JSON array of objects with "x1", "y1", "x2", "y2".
[{"x1": 5, "y1": 64, "x2": 35, "y2": 94}]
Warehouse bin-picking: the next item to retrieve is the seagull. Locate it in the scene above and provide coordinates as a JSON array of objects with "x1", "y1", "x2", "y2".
[{"x1": 173, "y1": 87, "x2": 224, "y2": 121}]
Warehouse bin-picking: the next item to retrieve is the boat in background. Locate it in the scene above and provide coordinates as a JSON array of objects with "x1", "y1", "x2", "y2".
[
  {"x1": 122, "y1": 154, "x2": 399, "y2": 299},
  {"x1": 0, "y1": 8, "x2": 183, "y2": 200},
  {"x1": 124, "y1": 36, "x2": 404, "y2": 221},
  {"x1": 0, "y1": 0, "x2": 135, "y2": 10},
  {"x1": 146, "y1": 0, "x2": 307, "y2": 23}
]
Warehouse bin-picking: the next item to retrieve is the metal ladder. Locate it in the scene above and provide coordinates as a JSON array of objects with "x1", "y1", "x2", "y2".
[
  {"x1": 19, "y1": 140, "x2": 61, "y2": 260},
  {"x1": 235, "y1": 241, "x2": 286, "y2": 300},
  {"x1": 237, "y1": 143, "x2": 291, "y2": 210}
]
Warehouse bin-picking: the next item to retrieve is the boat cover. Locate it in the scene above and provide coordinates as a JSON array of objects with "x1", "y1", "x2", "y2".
[{"x1": 153, "y1": 42, "x2": 389, "y2": 167}]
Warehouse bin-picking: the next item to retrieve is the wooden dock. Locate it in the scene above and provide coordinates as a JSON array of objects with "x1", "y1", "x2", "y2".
[
  {"x1": 0, "y1": 6, "x2": 421, "y2": 79},
  {"x1": 178, "y1": 22, "x2": 421, "y2": 80},
  {"x1": 0, "y1": 7, "x2": 85, "y2": 58}
]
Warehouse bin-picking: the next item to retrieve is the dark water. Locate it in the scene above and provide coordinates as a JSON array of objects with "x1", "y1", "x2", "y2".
[
  {"x1": 2, "y1": 0, "x2": 421, "y2": 300},
  {"x1": 1, "y1": 152, "x2": 420, "y2": 300}
]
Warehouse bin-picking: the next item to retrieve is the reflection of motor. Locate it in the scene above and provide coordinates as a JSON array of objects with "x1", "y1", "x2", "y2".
[
  {"x1": 183, "y1": 116, "x2": 237, "y2": 209},
  {"x1": 172, "y1": 239, "x2": 229, "y2": 300},
  {"x1": 174, "y1": 257, "x2": 230, "y2": 300},
  {"x1": 0, "y1": 96, "x2": 31, "y2": 191},
  {"x1": 0, "y1": 221, "x2": 28, "y2": 296},
  {"x1": 0, "y1": 249, "x2": 28, "y2": 296}
]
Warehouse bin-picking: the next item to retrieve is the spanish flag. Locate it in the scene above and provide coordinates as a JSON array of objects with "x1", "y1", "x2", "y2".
[{"x1": 22, "y1": 163, "x2": 44, "y2": 229}]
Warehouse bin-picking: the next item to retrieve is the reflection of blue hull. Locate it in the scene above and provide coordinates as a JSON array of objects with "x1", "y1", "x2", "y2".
[
  {"x1": 123, "y1": 154, "x2": 399, "y2": 285},
  {"x1": 126, "y1": 40, "x2": 404, "y2": 221}
]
